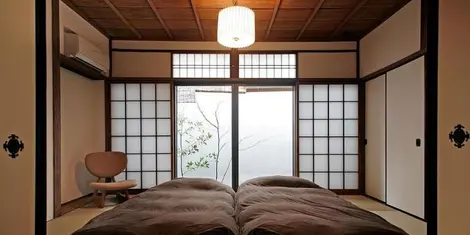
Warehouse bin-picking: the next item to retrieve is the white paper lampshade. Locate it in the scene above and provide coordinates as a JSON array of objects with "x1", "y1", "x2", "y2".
[{"x1": 217, "y1": 6, "x2": 255, "y2": 48}]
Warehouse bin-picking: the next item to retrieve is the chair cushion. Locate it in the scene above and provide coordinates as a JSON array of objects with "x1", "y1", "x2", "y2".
[{"x1": 90, "y1": 180, "x2": 137, "y2": 191}]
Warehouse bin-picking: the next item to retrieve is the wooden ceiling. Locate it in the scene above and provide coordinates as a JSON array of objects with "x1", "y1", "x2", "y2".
[{"x1": 63, "y1": 0, "x2": 411, "y2": 41}]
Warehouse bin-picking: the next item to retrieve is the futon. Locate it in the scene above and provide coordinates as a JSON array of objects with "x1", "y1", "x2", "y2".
[
  {"x1": 73, "y1": 178, "x2": 238, "y2": 235},
  {"x1": 235, "y1": 176, "x2": 408, "y2": 235}
]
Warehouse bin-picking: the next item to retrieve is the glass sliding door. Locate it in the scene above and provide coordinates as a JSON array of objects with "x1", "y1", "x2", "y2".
[
  {"x1": 176, "y1": 86, "x2": 232, "y2": 186},
  {"x1": 298, "y1": 84, "x2": 359, "y2": 191},
  {"x1": 238, "y1": 86, "x2": 294, "y2": 184}
]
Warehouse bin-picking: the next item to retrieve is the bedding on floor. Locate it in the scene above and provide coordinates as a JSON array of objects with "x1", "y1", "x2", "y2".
[
  {"x1": 235, "y1": 176, "x2": 408, "y2": 235},
  {"x1": 73, "y1": 178, "x2": 238, "y2": 235}
]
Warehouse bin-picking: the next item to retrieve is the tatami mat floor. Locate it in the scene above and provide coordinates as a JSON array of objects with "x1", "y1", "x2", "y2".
[
  {"x1": 343, "y1": 196, "x2": 426, "y2": 235},
  {"x1": 47, "y1": 195, "x2": 426, "y2": 235}
]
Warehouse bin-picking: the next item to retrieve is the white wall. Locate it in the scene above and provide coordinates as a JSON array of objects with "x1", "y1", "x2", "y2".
[
  {"x1": 360, "y1": 0, "x2": 421, "y2": 77},
  {"x1": 0, "y1": 0, "x2": 36, "y2": 234},
  {"x1": 60, "y1": 68, "x2": 105, "y2": 203},
  {"x1": 365, "y1": 75, "x2": 386, "y2": 201},
  {"x1": 298, "y1": 52, "x2": 356, "y2": 78},
  {"x1": 112, "y1": 52, "x2": 171, "y2": 78},
  {"x1": 438, "y1": 0, "x2": 470, "y2": 233},
  {"x1": 58, "y1": 0, "x2": 109, "y2": 204}
]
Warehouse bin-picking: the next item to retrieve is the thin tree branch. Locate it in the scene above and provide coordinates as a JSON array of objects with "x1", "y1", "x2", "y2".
[
  {"x1": 220, "y1": 130, "x2": 230, "y2": 140},
  {"x1": 219, "y1": 142, "x2": 228, "y2": 153},
  {"x1": 214, "y1": 102, "x2": 221, "y2": 128},
  {"x1": 240, "y1": 139, "x2": 265, "y2": 151},
  {"x1": 221, "y1": 159, "x2": 232, "y2": 183},
  {"x1": 221, "y1": 136, "x2": 272, "y2": 182},
  {"x1": 239, "y1": 135, "x2": 253, "y2": 144},
  {"x1": 239, "y1": 135, "x2": 273, "y2": 151},
  {"x1": 179, "y1": 129, "x2": 184, "y2": 177},
  {"x1": 215, "y1": 126, "x2": 221, "y2": 180},
  {"x1": 195, "y1": 99, "x2": 217, "y2": 128}
]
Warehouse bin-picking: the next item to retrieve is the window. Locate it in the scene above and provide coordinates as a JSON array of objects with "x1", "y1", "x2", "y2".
[
  {"x1": 173, "y1": 53, "x2": 230, "y2": 78},
  {"x1": 238, "y1": 86, "x2": 294, "y2": 183},
  {"x1": 176, "y1": 86, "x2": 232, "y2": 185},
  {"x1": 239, "y1": 54, "x2": 296, "y2": 78},
  {"x1": 110, "y1": 83, "x2": 172, "y2": 189},
  {"x1": 298, "y1": 84, "x2": 359, "y2": 190},
  {"x1": 173, "y1": 52, "x2": 297, "y2": 188}
]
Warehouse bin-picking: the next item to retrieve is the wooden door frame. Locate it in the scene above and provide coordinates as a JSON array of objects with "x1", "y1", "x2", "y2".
[
  {"x1": 424, "y1": 0, "x2": 438, "y2": 234},
  {"x1": 36, "y1": 0, "x2": 47, "y2": 233},
  {"x1": 51, "y1": 0, "x2": 62, "y2": 218}
]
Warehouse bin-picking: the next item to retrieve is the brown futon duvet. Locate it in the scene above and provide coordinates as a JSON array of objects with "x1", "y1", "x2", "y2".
[
  {"x1": 73, "y1": 178, "x2": 238, "y2": 235},
  {"x1": 235, "y1": 176, "x2": 408, "y2": 235}
]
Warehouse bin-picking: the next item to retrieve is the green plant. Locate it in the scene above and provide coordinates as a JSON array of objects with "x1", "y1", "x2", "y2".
[
  {"x1": 179, "y1": 97, "x2": 270, "y2": 182},
  {"x1": 196, "y1": 100, "x2": 269, "y2": 182},
  {"x1": 177, "y1": 112, "x2": 215, "y2": 176}
]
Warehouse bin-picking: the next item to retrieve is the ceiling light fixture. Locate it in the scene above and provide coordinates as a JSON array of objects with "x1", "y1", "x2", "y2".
[{"x1": 217, "y1": 6, "x2": 255, "y2": 48}]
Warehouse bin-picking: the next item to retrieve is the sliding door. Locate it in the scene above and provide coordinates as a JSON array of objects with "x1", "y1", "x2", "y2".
[
  {"x1": 175, "y1": 86, "x2": 232, "y2": 186},
  {"x1": 238, "y1": 86, "x2": 294, "y2": 184},
  {"x1": 365, "y1": 75, "x2": 386, "y2": 201},
  {"x1": 298, "y1": 84, "x2": 359, "y2": 191},
  {"x1": 175, "y1": 85, "x2": 295, "y2": 187},
  {"x1": 110, "y1": 83, "x2": 172, "y2": 189},
  {"x1": 387, "y1": 57, "x2": 425, "y2": 218}
]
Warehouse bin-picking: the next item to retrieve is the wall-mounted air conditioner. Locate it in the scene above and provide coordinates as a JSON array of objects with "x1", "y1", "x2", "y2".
[{"x1": 64, "y1": 32, "x2": 109, "y2": 76}]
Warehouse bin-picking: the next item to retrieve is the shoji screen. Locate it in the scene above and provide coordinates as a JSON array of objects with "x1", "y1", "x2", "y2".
[
  {"x1": 110, "y1": 83, "x2": 172, "y2": 189},
  {"x1": 239, "y1": 54, "x2": 296, "y2": 78},
  {"x1": 173, "y1": 53, "x2": 230, "y2": 78},
  {"x1": 298, "y1": 84, "x2": 359, "y2": 190}
]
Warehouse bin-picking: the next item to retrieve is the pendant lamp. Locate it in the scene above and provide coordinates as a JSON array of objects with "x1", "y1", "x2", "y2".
[{"x1": 217, "y1": 6, "x2": 255, "y2": 48}]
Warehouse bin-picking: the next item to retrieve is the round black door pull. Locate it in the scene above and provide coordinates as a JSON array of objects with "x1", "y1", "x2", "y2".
[
  {"x1": 449, "y1": 124, "x2": 469, "y2": 148},
  {"x1": 3, "y1": 134, "x2": 24, "y2": 158}
]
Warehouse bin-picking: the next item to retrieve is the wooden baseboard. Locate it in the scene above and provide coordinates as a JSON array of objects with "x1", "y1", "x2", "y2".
[{"x1": 60, "y1": 193, "x2": 93, "y2": 216}]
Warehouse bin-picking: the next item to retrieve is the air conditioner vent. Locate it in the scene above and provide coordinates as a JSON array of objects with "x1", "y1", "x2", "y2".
[{"x1": 64, "y1": 32, "x2": 109, "y2": 76}]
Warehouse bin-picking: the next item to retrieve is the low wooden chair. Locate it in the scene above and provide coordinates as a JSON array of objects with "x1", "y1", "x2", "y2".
[{"x1": 85, "y1": 152, "x2": 137, "y2": 208}]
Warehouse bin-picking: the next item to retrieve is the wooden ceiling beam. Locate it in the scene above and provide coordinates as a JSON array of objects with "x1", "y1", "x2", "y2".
[
  {"x1": 146, "y1": 0, "x2": 174, "y2": 39},
  {"x1": 264, "y1": 0, "x2": 282, "y2": 40},
  {"x1": 296, "y1": 0, "x2": 326, "y2": 40},
  {"x1": 102, "y1": 0, "x2": 141, "y2": 39},
  {"x1": 189, "y1": 0, "x2": 204, "y2": 40},
  {"x1": 328, "y1": 0, "x2": 369, "y2": 39}
]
